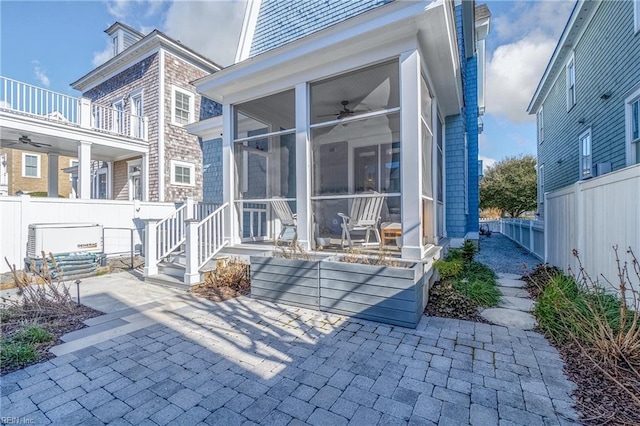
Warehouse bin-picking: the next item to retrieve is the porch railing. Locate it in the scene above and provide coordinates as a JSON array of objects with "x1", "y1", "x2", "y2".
[
  {"x1": 0, "y1": 75, "x2": 148, "y2": 141},
  {"x1": 156, "y1": 204, "x2": 187, "y2": 261},
  {"x1": 193, "y1": 202, "x2": 221, "y2": 221},
  {"x1": 0, "y1": 75, "x2": 79, "y2": 124}
]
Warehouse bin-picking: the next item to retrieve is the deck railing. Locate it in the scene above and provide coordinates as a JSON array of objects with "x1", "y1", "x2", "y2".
[
  {"x1": 0, "y1": 75, "x2": 147, "y2": 141},
  {"x1": 0, "y1": 76, "x2": 79, "y2": 124},
  {"x1": 156, "y1": 204, "x2": 187, "y2": 261},
  {"x1": 184, "y1": 203, "x2": 228, "y2": 284}
]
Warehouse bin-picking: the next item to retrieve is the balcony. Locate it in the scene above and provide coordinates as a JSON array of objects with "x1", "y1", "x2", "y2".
[{"x1": 0, "y1": 75, "x2": 148, "y2": 141}]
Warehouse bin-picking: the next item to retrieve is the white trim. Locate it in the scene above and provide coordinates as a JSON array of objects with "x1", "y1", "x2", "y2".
[
  {"x1": 171, "y1": 84, "x2": 195, "y2": 126},
  {"x1": 634, "y1": 0, "x2": 640, "y2": 34},
  {"x1": 158, "y1": 50, "x2": 165, "y2": 202},
  {"x1": 309, "y1": 107, "x2": 401, "y2": 130},
  {"x1": 565, "y1": 53, "x2": 576, "y2": 111},
  {"x1": 579, "y1": 128, "x2": 592, "y2": 180},
  {"x1": 69, "y1": 159, "x2": 78, "y2": 181},
  {"x1": 625, "y1": 84, "x2": 640, "y2": 166},
  {"x1": 129, "y1": 88, "x2": 144, "y2": 139},
  {"x1": 235, "y1": 0, "x2": 262, "y2": 63},
  {"x1": 170, "y1": 160, "x2": 195, "y2": 187},
  {"x1": 537, "y1": 106, "x2": 544, "y2": 144},
  {"x1": 22, "y1": 152, "x2": 41, "y2": 178},
  {"x1": 127, "y1": 158, "x2": 143, "y2": 201},
  {"x1": 538, "y1": 164, "x2": 545, "y2": 205},
  {"x1": 233, "y1": 128, "x2": 295, "y2": 143}
]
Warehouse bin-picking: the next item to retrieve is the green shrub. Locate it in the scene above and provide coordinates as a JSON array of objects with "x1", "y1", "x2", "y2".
[
  {"x1": 463, "y1": 261, "x2": 496, "y2": 281},
  {"x1": 0, "y1": 340, "x2": 39, "y2": 369},
  {"x1": 535, "y1": 274, "x2": 583, "y2": 343},
  {"x1": 13, "y1": 325, "x2": 54, "y2": 344},
  {"x1": 453, "y1": 277, "x2": 500, "y2": 308},
  {"x1": 461, "y1": 241, "x2": 477, "y2": 263},
  {"x1": 445, "y1": 249, "x2": 463, "y2": 262},
  {"x1": 434, "y1": 258, "x2": 464, "y2": 280}
]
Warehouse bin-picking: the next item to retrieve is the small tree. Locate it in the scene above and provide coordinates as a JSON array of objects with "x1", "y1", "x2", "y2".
[{"x1": 480, "y1": 155, "x2": 537, "y2": 218}]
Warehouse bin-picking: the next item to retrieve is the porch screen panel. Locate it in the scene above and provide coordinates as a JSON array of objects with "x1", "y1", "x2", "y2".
[{"x1": 421, "y1": 122, "x2": 433, "y2": 198}]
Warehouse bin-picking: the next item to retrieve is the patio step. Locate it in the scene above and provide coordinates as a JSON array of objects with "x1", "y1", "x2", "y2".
[{"x1": 145, "y1": 273, "x2": 193, "y2": 291}]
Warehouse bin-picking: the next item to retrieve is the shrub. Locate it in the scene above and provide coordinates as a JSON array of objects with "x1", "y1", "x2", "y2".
[
  {"x1": 523, "y1": 264, "x2": 563, "y2": 297},
  {"x1": 461, "y1": 241, "x2": 477, "y2": 263},
  {"x1": 427, "y1": 282, "x2": 478, "y2": 319},
  {"x1": 463, "y1": 261, "x2": 497, "y2": 281},
  {"x1": 0, "y1": 340, "x2": 39, "y2": 369},
  {"x1": 13, "y1": 325, "x2": 54, "y2": 344},
  {"x1": 434, "y1": 258, "x2": 464, "y2": 280},
  {"x1": 453, "y1": 277, "x2": 500, "y2": 308}
]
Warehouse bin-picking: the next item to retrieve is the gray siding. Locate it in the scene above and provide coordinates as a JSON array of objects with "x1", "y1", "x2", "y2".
[{"x1": 539, "y1": 1, "x2": 640, "y2": 194}]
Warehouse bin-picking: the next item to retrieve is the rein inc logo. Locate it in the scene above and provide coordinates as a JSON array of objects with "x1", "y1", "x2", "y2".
[{"x1": 1, "y1": 417, "x2": 35, "y2": 424}]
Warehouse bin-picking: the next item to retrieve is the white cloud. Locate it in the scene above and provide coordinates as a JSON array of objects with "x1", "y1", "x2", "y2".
[
  {"x1": 163, "y1": 0, "x2": 247, "y2": 67},
  {"x1": 105, "y1": 0, "x2": 129, "y2": 19},
  {"x1": 486, "y1": 1, "x2": 574, "y2": 124},
  {"x1": 32, "y1": 60, "x2": 50, "y2": 87},
  {"x1": 479, "y1": 155, "x2": 497, "y2": 172},
  {"x1": 92, "y1": 43, "x2": 112, "y2": 68}
]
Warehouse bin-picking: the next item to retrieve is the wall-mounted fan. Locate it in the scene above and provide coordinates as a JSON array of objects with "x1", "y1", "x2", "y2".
[
  {"x1": 319, "y1": 101, "x2": 366, "y2": 120},
  {"x1": 16, "y1": 135, "x2": 51, "y2": 148}
]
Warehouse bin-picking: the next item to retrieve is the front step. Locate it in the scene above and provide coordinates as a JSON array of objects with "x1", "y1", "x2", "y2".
[
  {"x1": 158, "y1": 260, "x2": 185, "y2": 279},
  {"x1": 145, "y1": 273, "x2": 193, "y2": 291}
]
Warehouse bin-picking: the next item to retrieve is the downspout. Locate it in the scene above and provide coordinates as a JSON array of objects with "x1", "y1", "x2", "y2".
[{"x1": 158, "y1": 50, "x2": 166, "y2": 202}]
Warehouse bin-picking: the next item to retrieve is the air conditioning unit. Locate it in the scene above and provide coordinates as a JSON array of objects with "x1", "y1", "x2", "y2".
[
  {"x1": 591, "y1": 162, "x2": 611, "y2": 177},
  {"x1": 27, "y1": 223, "x2": 103, "y2": 258}
]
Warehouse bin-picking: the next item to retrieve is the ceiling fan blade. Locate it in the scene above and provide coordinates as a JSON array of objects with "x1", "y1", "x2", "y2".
[{"x1": 29, "y1": 142, "x2": 52, "y2": 148}]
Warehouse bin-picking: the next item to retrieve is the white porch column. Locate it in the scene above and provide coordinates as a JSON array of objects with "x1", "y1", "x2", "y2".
[
  {"x1": 184, "y1": 219, "x2": 200, "y2": 285},
  {"x1": 400, "y1": 49, "x2": 423, "y2": 259},
  {"x1": 106, "y1": 161, "x2": 114, "y2": 199},
  {"x1": 144, "y1": 218, "x2": 159, "y2": 276},
  {"x1": 295, "y1": 82, "x2": 312, "y2": 250},
  {"x1": 79, "y1": 98, "x2": 91, "y2": 129},
  {"x1": 47, "y1": 153, "x2": 59, "y2": 198},
  {"x1": 142, "y1": 152, "x2": 150, "y2": 201},
  {"x1": 77, "y1": 141, "x2": 92, "y2": 199},
  {"x1": 222, "y1": 103, "x2": 239, "y2": 245}
]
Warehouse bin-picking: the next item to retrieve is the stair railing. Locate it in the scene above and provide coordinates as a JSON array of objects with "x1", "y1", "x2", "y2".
[
  {"x1": 184, "y1": 203, "x2": 228, "y2": 285},
  {"x1": 156, "y1": 204, "x2": 187, "y2": 262}
]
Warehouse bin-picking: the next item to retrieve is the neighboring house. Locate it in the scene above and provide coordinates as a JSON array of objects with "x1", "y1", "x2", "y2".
[
  {"x1": 0, "y1": 148, "x2": 76, "y2": 196},
  {"x1": 0, "y1": 22, "x2": 221, "y2": 202},
  {"x1": 186, "y1": 0, "x2": 490, "y2": 260},
  {"x1": 528, "y1": 0, "x2": 640, "y2": 215}
]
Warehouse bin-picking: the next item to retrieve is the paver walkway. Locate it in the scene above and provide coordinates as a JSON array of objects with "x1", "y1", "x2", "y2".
[{"x1": 2, "y1": 291, "x2": 581, "y2": 425}]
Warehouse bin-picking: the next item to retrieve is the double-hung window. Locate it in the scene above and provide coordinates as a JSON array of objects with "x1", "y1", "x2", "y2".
[
  {"x1": 566, "y1": 56, "x2": 576, "y2": 110},
  {"x1": 579, "y1": 129, "x2": 592, "y2": 179},
  {"x1": 171, "y1": 160, "x2": 195, "y2": 186},
  {"x1": 172, "y1": 86, "x2": 195, "y2": 126},
  {"x1": 537, "y1": 107, "x2": 544, "y2": 143},
  {"x1": 626, "y1": 86, "x2": 640, "y2": 165},
  {"x1": 22, "y1": 153, "x2": 40, "y2": 178}
]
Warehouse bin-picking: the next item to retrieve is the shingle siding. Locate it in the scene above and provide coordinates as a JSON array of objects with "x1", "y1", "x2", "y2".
[
  {"x1": 250, "y1": 0, "x2": 392, "y2": 56},
  {"x1": 538, "y1": 0, "x2": 640, "y2": 195},
  {"x1": 202, "y1": 138, "x2": 223, "y2": 204}
]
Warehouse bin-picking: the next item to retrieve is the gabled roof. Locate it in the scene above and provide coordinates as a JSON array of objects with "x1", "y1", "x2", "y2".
[
  {"x1": 527, "y1": 0, "x2": 600, "y2": 114},
  {"x1": 71, "y1": 28, "x2": 222, "y2": 92},
  {"x1": 104, "y1": 22, "x2": 144, "y2": 38},
  {"x1": 475, "y1": 4, "x2": 490, "y2": 21}
]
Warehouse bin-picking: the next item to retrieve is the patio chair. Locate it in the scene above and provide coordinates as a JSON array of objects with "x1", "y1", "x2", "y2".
[
  {"x1": 270, "y1": 197, "x2": 297, "y2": 242},
  {"x1": 339, "y1": 192, "x2": 385, "y2": 248}
]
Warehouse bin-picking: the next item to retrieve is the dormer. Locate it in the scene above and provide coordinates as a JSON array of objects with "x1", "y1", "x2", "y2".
[{"x1": 105, "y1": 22, "x2": 145, "y2": 58}]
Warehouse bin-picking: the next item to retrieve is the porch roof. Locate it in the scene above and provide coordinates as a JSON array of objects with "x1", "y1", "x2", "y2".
[{"x1": 193, "y1": 0, "x2": 463, "y2": 117}]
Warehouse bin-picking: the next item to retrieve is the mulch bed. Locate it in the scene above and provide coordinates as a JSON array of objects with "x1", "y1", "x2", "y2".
[
  {"x1": 424, "y1": 281, "x2": 489, "y2": 323},
  {"x1": 191, "y1": 284, "x2": 249, "y2": 302},
  {"x1": 557, "y1": 342, "x2": 640, "y2": 425},
  {"x1": 1, "y1": 303, "x2": 103, "y2": 375}
]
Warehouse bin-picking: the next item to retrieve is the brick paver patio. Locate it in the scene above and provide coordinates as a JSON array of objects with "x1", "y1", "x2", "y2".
[{"x1": 1, "y1": 296, "x2": 580, "y2": 425}]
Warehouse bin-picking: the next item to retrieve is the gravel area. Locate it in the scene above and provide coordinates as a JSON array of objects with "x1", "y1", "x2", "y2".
[{"x1": 476, "y1": 232, "x2": 542, "y2": 276}]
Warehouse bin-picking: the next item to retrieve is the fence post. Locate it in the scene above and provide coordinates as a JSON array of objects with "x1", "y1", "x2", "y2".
[
  {"x1": 529, "y1": 221, "x2": 534, "y2": 254},
  {"x1": 185, "y1": 198, "x2": 194, "y2": 220},
  {"x1": 544, "y1": 192, "x2": 548, "y2": 263},
  {"x1": 184, "y1": 219, "x2": 200, "y2": 285},
  {"x1": 144, "y1": 219, "x2": 159, "y2": 276}
]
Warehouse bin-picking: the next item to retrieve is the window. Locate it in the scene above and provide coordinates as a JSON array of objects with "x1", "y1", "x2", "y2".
[
  {"x1": 626, "y1": 85, "x2": 640, "y2": 165},
  {"x1": 579, "y1": 129, "x2": 592, "y2": 179},
  {"x1": 172, "y1": 86, "x2": 195, "y2": 126},
  {"x1": 22, "y1": 153, "x2": 40, "y2": 178},
  {"x1": 130, "y1": 90, "x2": 144, "y2": 139},
  {"x1": 171, "y1": 160, "x2": 195, "y2": 186},
  {"x1": 112, "y1": 35, "x2": 119, "y2": 56},
  {"x1": 634, "y1": 0, "x2": 640, "y2": 34},
  {"x1": 537, "y1": 107, "x2": 544, "y2": 143},
  {"x1": 538, "y1": 164, "x2": 545, "y2": 204},
  {"x1": 127, "y1": 159, "x2": 142, "y2": 201},
  {"x1": 112, "y1": 99, "x2": 124, "y2": 134},
  {"x1": 566, "y1": 56, "x2": 576, "y2": 110}
]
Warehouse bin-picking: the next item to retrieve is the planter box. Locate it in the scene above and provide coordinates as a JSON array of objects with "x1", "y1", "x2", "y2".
[
  {"x1": 320, "y1": 257, "x2": 426, "y2": 328},
  {"x1": 250, "y1": 256, "x2": 319, "y2": 310}
]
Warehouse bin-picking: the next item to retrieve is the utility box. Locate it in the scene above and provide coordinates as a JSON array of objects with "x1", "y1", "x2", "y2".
[{"x1": 27, "y1": 223, "x2": 103, "y2": 258}]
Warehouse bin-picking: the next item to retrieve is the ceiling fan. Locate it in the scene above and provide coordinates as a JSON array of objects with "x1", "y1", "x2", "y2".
[
  {"x1": 319, "y1": 101, "x2": 366, "y2": 120},
  {"x1": 16, "y1": 135, "x2": 51, "y2": 148}
]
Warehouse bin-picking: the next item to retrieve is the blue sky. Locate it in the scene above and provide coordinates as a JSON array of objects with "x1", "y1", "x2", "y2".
[{"x1": 0, "y1": 0, "x2": 575, "y2": 167}]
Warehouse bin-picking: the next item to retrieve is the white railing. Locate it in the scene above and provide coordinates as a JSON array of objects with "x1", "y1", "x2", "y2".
[
  {"x1": 156, "y1": 204, "x2": 187, "y2": 261},
  {"x1": 193, "y1": 203, "x2": 221, "y2": 221},
  {"x1": 0, "y1": 75, "x2": 79, "y2": 124},
  {"x1": 91, "y1": 104, "x2": 147, "y2": 140},
  {"x1": 184, "y1": 203, "x2": 228, "y2": 285},
  {"x1": 500, "y1": 219, "x2": 544, "y2": 260}
]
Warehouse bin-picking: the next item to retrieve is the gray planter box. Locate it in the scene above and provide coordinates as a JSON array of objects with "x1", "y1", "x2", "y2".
[
  {"x1": 320, "y1": 257, "x2": 426, "y2": 328},
  {"x1": 250, "y1": 256, "x2": 319, "y2": 310}
]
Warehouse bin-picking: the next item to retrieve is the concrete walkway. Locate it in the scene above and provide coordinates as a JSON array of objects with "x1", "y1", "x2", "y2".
[
  {"x1": 1, "y1": 273, "x2": 580, "y2": 425},
  {"x1": 481, "y1": 274, "x2": 538, "y2": 331}
]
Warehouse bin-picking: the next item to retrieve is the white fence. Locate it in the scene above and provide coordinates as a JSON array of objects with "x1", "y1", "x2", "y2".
[
  {"x1": 499, "y1": 219, "x2": 545, "y2": 260},
  {"x1": 0, "y1": 196, "x2": 178, "y2": 273},
  {"x1": 545, "y1": 164, "x2": 640, "y2": 292}
]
